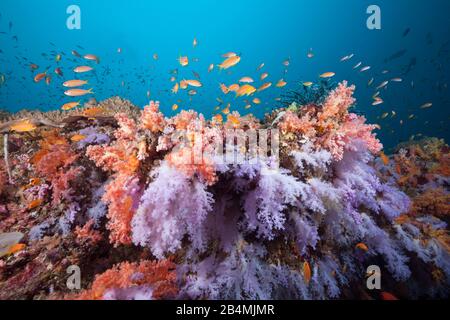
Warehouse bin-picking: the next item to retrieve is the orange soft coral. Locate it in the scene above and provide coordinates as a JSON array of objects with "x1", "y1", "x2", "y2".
[
  {"x1": 72, "y1": 260, "x2": 178, "y2": 300},
  {"x1": 141, "y1": 101, "x2": 166, "y2": 133},
  {"x1": 410, "y1": 188, "x2": 450, "y2": 219},
  {"x1": 102, "y1": 173, "x2": 141, "y2": 245},
  {"x1": 74, "y1": 219, "x2": 103, "y2": 244}
]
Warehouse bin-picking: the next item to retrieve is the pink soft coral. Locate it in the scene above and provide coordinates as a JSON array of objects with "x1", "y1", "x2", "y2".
[
  {"x1": 166, "y1": 147, "x2": 217, "y2": 186},
  {"x1": 318, "y1": 81, "x2": 356, "y2": 123},
  {"x1": 141, "y1": 101, "x2": 166, "y2": 133}
]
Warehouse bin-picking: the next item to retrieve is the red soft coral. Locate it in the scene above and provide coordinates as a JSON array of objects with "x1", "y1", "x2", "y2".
[{"x1": 71, "y1": 260, "x2": 178, "y2": 300}]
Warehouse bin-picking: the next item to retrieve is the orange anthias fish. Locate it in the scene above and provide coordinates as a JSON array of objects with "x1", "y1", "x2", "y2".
[
  {"x1": 82, "y1": 107, "x2": 104, "y2": 117},
  {"x1": 71, "y1": 134, "x2": 87, "y2": 142},
  {"x1": 180, "y1": 80, "x2": 188, "y2": 90},
  {"x1": 21, "y1": 178, "x2": 42, "y2": 191},
  {"x1": 239, "y1": 77, "x2": 254, "y2": 83},
  {"x1": 184, "y1": 79, "x2": 203, "y2": 87},
  {"x1": 260, "y1": 73, "x2": 269, "y2": 81},
  {"x1": 356, "y1": 243, "x2": 369, "y2": 252},
  {"x1": 252, "y1": 98, "x2": 261, "y2": 104},
  {"x1": 172, "y1": 83, "x2": 179, "y2": 94},
  {"x1": 380, "y1": 152, "x2": 390, "y2": 165},
  {"x1": 320, "y1": 72, "x2": 335, "y2": 78},
  {"x1": 64, "y1": 88, "x2": 94, "y2": 97},
  {"x1": 222, "y1": 104, "x2": 231, "y2": 115},
  {"x1": 10, "y1": 120, "x2": 37, "y2": 133},
  {"x1": 212, "y1": 114, "x2": 223, "y2": 123},
  {"x1": 227, "y1": 114, "x2": 240, "y2": 126},
  {"x1": 178, "y1": 56, "x2": 189, "y2": 67},
  {"x1": 276, "y1": 79, "x2": 287, "y2": 88},
  {"x1": 258, "y1": 82, "x2": 272, "y2": 92},
  {"x1": 61, "y1": 101, "x2": 80, "y2": 111},
  {"x1": 236, "y1": 84, "x2": 256, "y2": 97},
  {"x1": 84, "y1": 54, "x2": 100, "y2": 63},
  {"x1": 220, "y1": 83, "x2": 230, "y2": 94},
  {"x1": 172, "y1": 104, "x2": 179, "y2": 111},
  {"x1": 303, "y1": 261, "x2": 312, "y2": 285},
  {"x1": 63, "y1": 80, "x2": 88, "y2": 88},
  {"x1": 222, "y1": 52, "x2": 237, "y2": 58},
  {"x1": 228, "y1": 84, "x2": 240, "y2": 92},
  {"x1": 74, "y1": 66, "x2": 93, "y2": 73},
  {"x1": 28, "y1": 198, "x2": 43, "y2": 210},
  {"x1": 7, "y1": 243, "x2": 26, "y2": 255},
  {"x1": 218, "y1": 55, "x2": 241, "y2": 70},
  {"x1": 45, "y1": 75, "x2": 52, "y2": 85},
  {"x1": 34, "y1": 72, "x2": 47, "y2": 83}
]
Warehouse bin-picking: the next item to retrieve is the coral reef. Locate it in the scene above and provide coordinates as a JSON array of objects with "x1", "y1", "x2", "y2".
[{"x1": 0, "y1": 82, "x2": 448, "y2": 300}]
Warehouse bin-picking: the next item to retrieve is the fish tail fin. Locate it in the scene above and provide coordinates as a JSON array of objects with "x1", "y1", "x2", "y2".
[{"x1": 88, "y1": 88, "x2": 94, "y2": 94}]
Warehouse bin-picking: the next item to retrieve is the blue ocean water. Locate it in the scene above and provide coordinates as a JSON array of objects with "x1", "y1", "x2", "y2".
[{"x1": 0, "y1": 0, "x2": 449, "y2": 149}]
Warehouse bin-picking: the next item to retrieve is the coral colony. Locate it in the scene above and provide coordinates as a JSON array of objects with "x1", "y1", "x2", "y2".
[{"x1": 0, "y1": 82, "x2": 449, "y2": 300}]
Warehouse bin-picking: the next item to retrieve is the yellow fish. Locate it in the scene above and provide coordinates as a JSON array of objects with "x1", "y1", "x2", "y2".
[
  {"x1": 303, "y1": 82, "x2": 313, "y2": 87},
  {"x1": 236, "y1": 84, "x2": 256, "y2": 97},
  {"x1": 10, "y1": 120, "x2": 37, "y2": 133},
  {"x1": 172, "y1": 104, "x2": 179, "y2": 111},
  {"x1": 61, "y1": 101, "x2": 81, "y2": 111}
]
